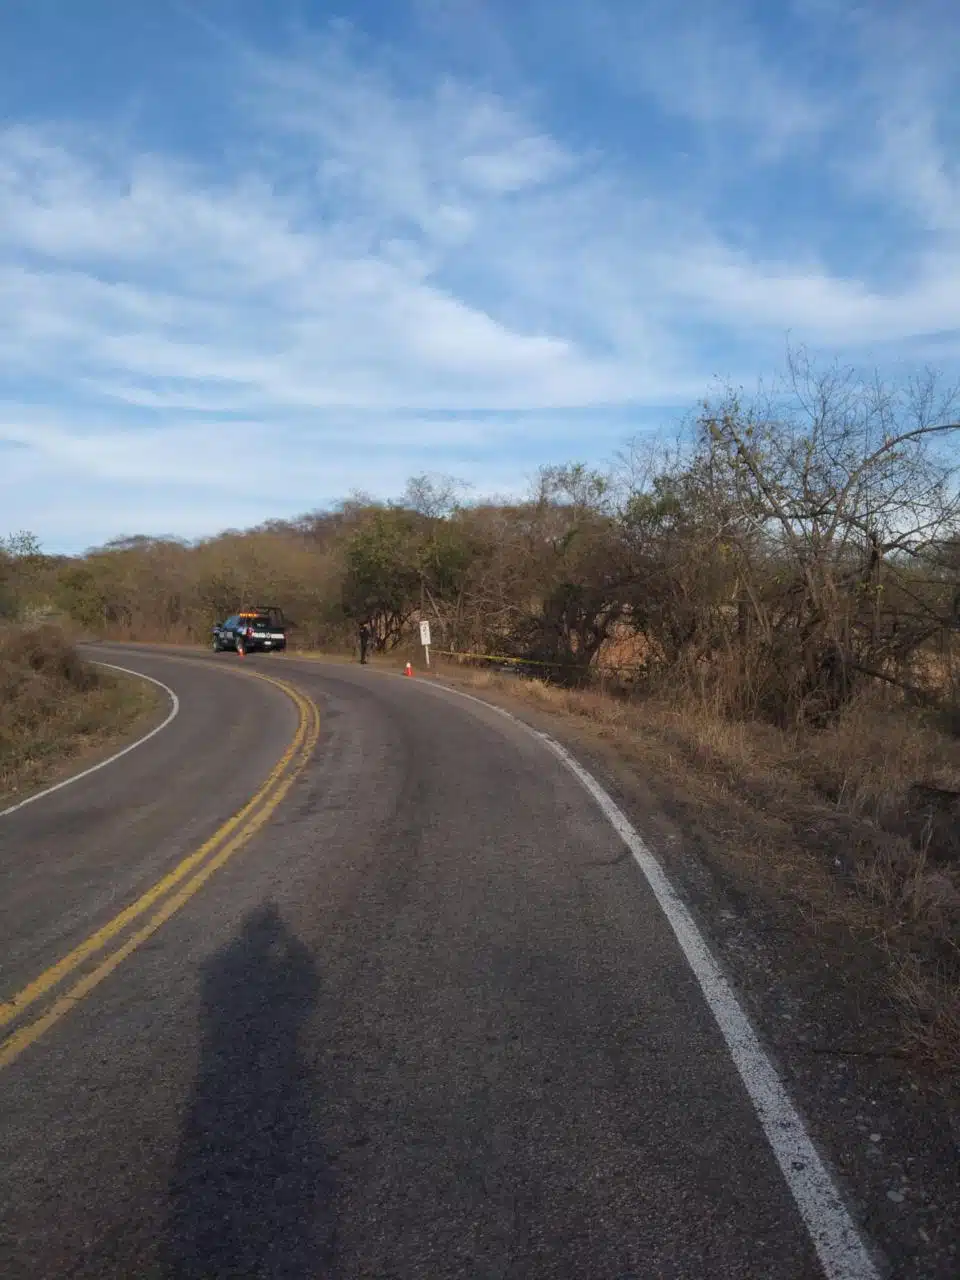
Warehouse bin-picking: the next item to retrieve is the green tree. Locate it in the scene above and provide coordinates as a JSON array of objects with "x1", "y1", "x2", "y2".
[
  {"x1": 341, "y1": 508, "x2": 424, "y2": 649},
  {"x1": 0, "y1": 531, "x2": 45, "y2": 619}
]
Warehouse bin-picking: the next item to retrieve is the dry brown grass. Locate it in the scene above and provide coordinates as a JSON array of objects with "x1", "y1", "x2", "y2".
[
  {"x1": 439, "y1": 664, "x2": 960, "y2": 1069},
  {"x1": 0, "y1": 623, "x2": 159, "y2": 803}
]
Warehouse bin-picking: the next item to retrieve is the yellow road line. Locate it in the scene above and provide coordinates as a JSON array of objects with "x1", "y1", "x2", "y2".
[
  {"x1": 0, "y1": 672, "x2": 319, "y2": 1065},
  {"x1": 0, "y1": 696, "x2": 319, "y2": 1071}
]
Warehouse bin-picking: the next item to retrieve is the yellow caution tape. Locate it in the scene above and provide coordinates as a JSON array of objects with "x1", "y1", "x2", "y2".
[
  {"x1": 433, "y1": 649, "x2": 565, "y2": 668},
  {"x1": 433, "y1": 649, "x2": 646, "y2": 674}
]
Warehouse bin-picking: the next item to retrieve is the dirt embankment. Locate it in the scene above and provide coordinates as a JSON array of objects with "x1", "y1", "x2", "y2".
[{"x1": 0, "y1": 625, "x2": 160, "y2": 805}]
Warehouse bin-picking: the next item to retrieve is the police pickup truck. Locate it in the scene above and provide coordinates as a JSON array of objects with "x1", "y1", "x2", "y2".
[{"x1": 212, "y1": 607, "x2": 287, "y2": 655}]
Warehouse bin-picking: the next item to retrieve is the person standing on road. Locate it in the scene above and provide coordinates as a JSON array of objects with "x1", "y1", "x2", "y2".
[{"x1": 358, "y1": 620, "x2": 371, "y2": 665}]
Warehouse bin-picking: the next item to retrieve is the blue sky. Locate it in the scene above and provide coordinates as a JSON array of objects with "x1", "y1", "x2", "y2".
[{"x1": 1, "y1": 0, "x2": 959, "y2": 552}]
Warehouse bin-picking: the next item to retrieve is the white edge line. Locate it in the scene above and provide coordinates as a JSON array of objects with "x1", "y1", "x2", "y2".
[
  {"x1": 411, "y1": 677, "x2": 881, "y2": 1280},
  {"x1": 0, "y1": 662, "x2": 180, "y2": 819}
]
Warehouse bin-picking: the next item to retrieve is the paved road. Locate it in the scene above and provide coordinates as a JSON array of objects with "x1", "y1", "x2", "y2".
[{"x1": 0, "y1": 646, "x2": 869, "y2": 1278}]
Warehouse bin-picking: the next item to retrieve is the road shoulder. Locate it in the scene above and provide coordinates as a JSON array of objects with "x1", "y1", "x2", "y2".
[{"x1": 426, "y1": 666, "x2": 959, "y2": 1280}]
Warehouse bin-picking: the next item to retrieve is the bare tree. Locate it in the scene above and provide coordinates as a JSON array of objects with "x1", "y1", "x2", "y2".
[{"x1": 696, "y1": 351, "x2": 960, "y2": 721}]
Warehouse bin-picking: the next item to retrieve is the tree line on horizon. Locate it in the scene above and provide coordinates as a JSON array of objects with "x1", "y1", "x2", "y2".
[{"x1": 4, "y1": 352, "x2": 960, "y2": 729}]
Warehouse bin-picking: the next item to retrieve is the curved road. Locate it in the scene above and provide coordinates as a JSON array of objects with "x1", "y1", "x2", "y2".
[{"x1": 0, "y1": 645, "x2": 873, "y2": 1279}]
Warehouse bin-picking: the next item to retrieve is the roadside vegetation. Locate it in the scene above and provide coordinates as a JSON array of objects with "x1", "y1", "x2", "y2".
[
  {"x1": 6, "y1": 351, "x2": 960, "y2": 1063},
  {"x1": 0, "y1": 622, "x2": 159, "y2": 805}
]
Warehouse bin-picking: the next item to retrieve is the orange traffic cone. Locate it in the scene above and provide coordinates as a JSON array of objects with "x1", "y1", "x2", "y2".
[{"x1": 404, "y1": 661, "x2": 413, "y2": 677}]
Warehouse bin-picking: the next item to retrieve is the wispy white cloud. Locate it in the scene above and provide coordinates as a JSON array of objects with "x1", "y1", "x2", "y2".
[
  {"x1": 557, "y1": 0, "x2": 830, "y2": 160},
  {"x1": 833, "y1": 6, "x2": 960, "y2": 238},
  {"x1": 1, "y1": 3, "x2": 959, "y2": 550},
  {"x1": 0, "y1": 94, "x2": 694, "y2": 418},
  {"x1": 0, "y1": 403, "x2": 549, "y2": 545}
]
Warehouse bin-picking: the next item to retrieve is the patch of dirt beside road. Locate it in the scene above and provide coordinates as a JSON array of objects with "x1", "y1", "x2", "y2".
[{"x1": 0, "y1": 624, "x2": 163, "y2": 808}]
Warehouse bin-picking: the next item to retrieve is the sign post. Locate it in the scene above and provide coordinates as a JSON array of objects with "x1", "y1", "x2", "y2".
[{"x1": 419, "y1": 619, "x2": 432, "y2": 668}]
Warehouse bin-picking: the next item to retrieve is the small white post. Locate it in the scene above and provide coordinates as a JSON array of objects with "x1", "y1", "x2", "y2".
[{"x1": 420, "y1": 620, "x2": 432, "y2": 668}]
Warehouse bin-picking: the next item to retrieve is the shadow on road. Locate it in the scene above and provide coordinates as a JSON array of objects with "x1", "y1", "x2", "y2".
[{"x1": 162, "y1": 902, "x2": 334, "y2": 1279}]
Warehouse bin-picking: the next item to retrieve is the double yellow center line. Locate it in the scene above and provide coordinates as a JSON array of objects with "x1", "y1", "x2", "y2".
[{"x1": 0, "y1": 671, "x2": 320, "y2": 1071}]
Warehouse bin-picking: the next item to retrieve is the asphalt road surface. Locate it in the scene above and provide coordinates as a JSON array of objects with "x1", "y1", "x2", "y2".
[{"x1": 0, "y1": 645, "x2": 878, "y2": 1279}]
